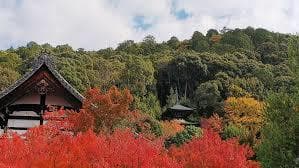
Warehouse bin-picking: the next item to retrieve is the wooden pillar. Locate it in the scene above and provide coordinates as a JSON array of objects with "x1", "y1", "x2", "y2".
[
  {"x1": 39, "y1": 94, "x2": 46, "y2": 125},
  {"x1": 3, "y1": 107, "x2": 9, "y2": 133},
  {"x1": 37, "y1": 79, "x2": 49, "y2": 126}
]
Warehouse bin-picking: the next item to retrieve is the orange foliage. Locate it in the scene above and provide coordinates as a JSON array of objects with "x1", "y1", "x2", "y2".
[
  {"x1": 201, "y1": 114, "x2": 223, "y2": 133},
  {"x1": 161, "y1": 120, "x2": 184, "y2": 138},
  {"x1": 83, "y1": 86, "x2": 133, "y2": 132}
]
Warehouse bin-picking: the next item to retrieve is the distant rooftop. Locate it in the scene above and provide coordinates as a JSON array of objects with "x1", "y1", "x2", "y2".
[{"x1": 169, "y1": 104, "x2": 193, "y2": 111}]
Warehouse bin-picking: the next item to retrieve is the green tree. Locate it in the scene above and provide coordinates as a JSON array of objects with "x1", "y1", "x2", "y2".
[
  {"x1": 0, "y1": 51, "x2": 22, "y2": 71},
  {"x1": 220, "y1": 29, "x2": 254, "y2": 50},
  {"x1": 257, "y1": 92, "x2": 298, "y2": 167},
  {"x1": 15, "y1": 41, "x2": 43, "y2": 72},
  {"x1": 119, "y1": 55, "x2": 155, "y2": 96},
  {"x1": 252, "y1": 28, "x2": 273, "y2": 47},
  {"x1": 165, "y1": 87, "x2": 178, "y2": 108},
  {"x1": 0, "y1": 67, "x2": 20, "y2": 91},
  {"x1": 211, "y1": 43, "x2": 236, "y2": 54},
  {"x1": 257, "y1": 42, "x2": 279, "y2": 57},
  {"x1": 222, "y1": 123, "x2": 248, "y2": 143},
  {"x1": 134, "y1": 93, "x2": 161, "y2": 119},
  {"x1": 190, "y1": 31, "x2": 209, "y2": 52},
  {"x1": 116, "y1": 40, "x2": 142, "y2": 55},
  {"x1": 194, "y1": 80, "x2": 222, "y2": 115},
  {"x1": 167, "y1": 36, "x2": 180, "y2": 49},
  {"x1": 140, "y1": 35, "x2": 158, "y2": 55},
  {"x1": 206, "y1": 29, "x2": 219, "y2": 38},
  {"x1": 243, "y1": 26, "x2": 255, "y2": 38}
]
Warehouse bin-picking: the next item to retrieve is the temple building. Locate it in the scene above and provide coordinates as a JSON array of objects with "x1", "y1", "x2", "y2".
[
  {"x1": 162, "y1": 104, "x2": 194, "y2": 120},
  {"x1": 161, "y1": 88, "x2": 194, "y2": 121},
  {"x1": 0, "y1": 55, "x2": 84, "y2": 133}
]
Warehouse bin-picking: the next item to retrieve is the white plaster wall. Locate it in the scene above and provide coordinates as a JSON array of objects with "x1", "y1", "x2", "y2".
[
  {"x1": 8, "y1": 119, "x2": 40, "y2": 128},
  {"x1": 10, "y1": 111, "x2": 39, "y2": 117},
  {"x1": 12, "y1": 93, "x2": 73, "y2": 107},
  {"x1": 13, "y1": 94, "x2": 40, "y2": 104},
  {"x1": 46, "y1": 95, "x2": 72, "y2": 107}
]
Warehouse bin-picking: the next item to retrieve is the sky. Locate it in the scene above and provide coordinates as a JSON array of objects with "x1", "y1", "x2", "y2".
[{"x1": 0, "y1": 0, "x2": 298, "y2": 50}]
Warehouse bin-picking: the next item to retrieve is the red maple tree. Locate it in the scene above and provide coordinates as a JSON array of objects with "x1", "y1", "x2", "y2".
[
  {"x1": 0, "y1": 87, "x2": 261, "y2": 168},
  {"x1": 169, "y1": 129, "x2": 260, "y2": 168}
]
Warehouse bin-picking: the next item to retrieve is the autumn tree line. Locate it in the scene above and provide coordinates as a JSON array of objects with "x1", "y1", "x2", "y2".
[{"x1": 0, "y1": 27, "x2": 298, "y2": 167}]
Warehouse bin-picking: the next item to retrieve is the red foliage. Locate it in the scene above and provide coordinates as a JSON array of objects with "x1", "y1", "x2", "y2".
[
  {"x1": 169, "y1": 129, "x2": 260, "y2": 168},
  {"x1": 0, "y1": 127, "x2": 179, "y2": 168},
  {"x1": 43, "y1": 108, "x2": 73, "y2": 131},
  {"x1": 67, "y1": 109, "x2": 95, "y2": 133},
  {"x1": 83, "y1": 86, "x2": 134, "y2": 132},
  {"x1": 128, "y1": 110, "x2": 157, "y2": 139},
  {"x1": 43, "y1": 87, "x2": 158, "y2": 137},
  {"x1": 43, "y1": 108, "x2": 94, "y2": 134},
  {"x1": 0, "y1": 126, "x2": 260, "y2": 168},
  {"x1": 43, "y1": 86, "x2": 135, "y2": 134},
  {"x1": 0, "y1": 86, "x2": 261, "y2": 167},
  {"x1": 201, "y1": 114, "x2": 223, "y2": 133}
]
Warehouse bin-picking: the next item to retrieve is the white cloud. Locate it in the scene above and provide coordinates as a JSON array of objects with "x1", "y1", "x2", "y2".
[{"x1": 0, "y1": 0, "x2": 298, "y2": 50}]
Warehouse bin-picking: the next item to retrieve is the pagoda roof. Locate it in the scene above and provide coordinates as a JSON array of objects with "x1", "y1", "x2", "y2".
[
  {"x1": 173, "y1": 119, "x2": 198, "y2": 125},
  {"x1": 0, "y1": 54, "x2": 84, "y2": 106},
  {"x1": 169, "y1": 104, "x2": 194, "y2": 111}
]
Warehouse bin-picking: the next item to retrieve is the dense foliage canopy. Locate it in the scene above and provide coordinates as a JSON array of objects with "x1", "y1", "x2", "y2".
[
  {"x1": 0, "y1": 27, "x2": 296, "y2": 116},
  {"x1": 0, "y1": 27, "x2": 298, "y2": 167},
  {"x1": 0, "y1": 87, "x2": 260, "y2": 168}
]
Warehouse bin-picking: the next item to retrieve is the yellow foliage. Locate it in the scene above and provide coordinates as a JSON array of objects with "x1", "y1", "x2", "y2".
[
  {"x1": 161, "y1": 120, "x2": 184, "y2": 138},
  {"x1": 224, "y1": 97, "x2": 265, "y2": 146},
  {"x1": 225, "y1": 97, "x2": 264, "y2": 125}
]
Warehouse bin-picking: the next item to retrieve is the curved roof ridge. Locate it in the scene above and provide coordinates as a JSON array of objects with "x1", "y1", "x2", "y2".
[
  {"x1": 0, "y1": 54, "x2": 84, "y2": 103},
  {"x1": 170, "y1": 104, "x2": 194, "y2": 111}
]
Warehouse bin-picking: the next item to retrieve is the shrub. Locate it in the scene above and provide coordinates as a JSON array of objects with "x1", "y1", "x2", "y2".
[
  {"x1": 161, "y1": 120, "x2": 184, "y2": 138},
  {"x1": 165, "y1": 126, "x2": 202, "y2": 148},
  {"x1": 0, "y1": 126, "x2": 260, "y2": 168},
  {"x1": 201, "y1": 114, "x2": 223, "y2": 133},
  {"x1": 169, "y1": 129, "x2": 260, "y2": 168},
  {"x1": 0, "y1": 128, "x2": 179, "y2": 168},
  {"x1": 222, "y1": 123, "x2": 250, "y2": 144}
]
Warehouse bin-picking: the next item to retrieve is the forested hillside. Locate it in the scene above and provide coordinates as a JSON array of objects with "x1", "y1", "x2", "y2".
[
  {"x1": 0, "y1": 27, "x2": 298, "y2": 167},
  {"x1": 0, "y1": 27, "x2": 296, "y2": 118}
]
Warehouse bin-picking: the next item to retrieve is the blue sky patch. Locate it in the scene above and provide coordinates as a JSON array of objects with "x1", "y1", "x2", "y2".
[
  {"x1": 174, "y1": 9, "x2": 190, "y2": 20},
  {"x1": 170, "y1": 0, "x2": 191, "y2": 20},
  {"x1": 133, "y1": 15, "x2": 153, "y2": 31}
]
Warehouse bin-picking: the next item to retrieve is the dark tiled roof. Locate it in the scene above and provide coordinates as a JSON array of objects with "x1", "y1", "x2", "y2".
[
  {"x1": 0, "y1": 54, "x2": 84, "y2": 103},
  {"x1": 169, "y1": 104, "x2": 194, "y2": 111}
]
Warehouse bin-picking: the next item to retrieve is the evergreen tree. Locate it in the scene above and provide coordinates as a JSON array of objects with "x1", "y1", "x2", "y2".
[{"x1": 257, "y1": 92, "x2": 298, "y2": 167}]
